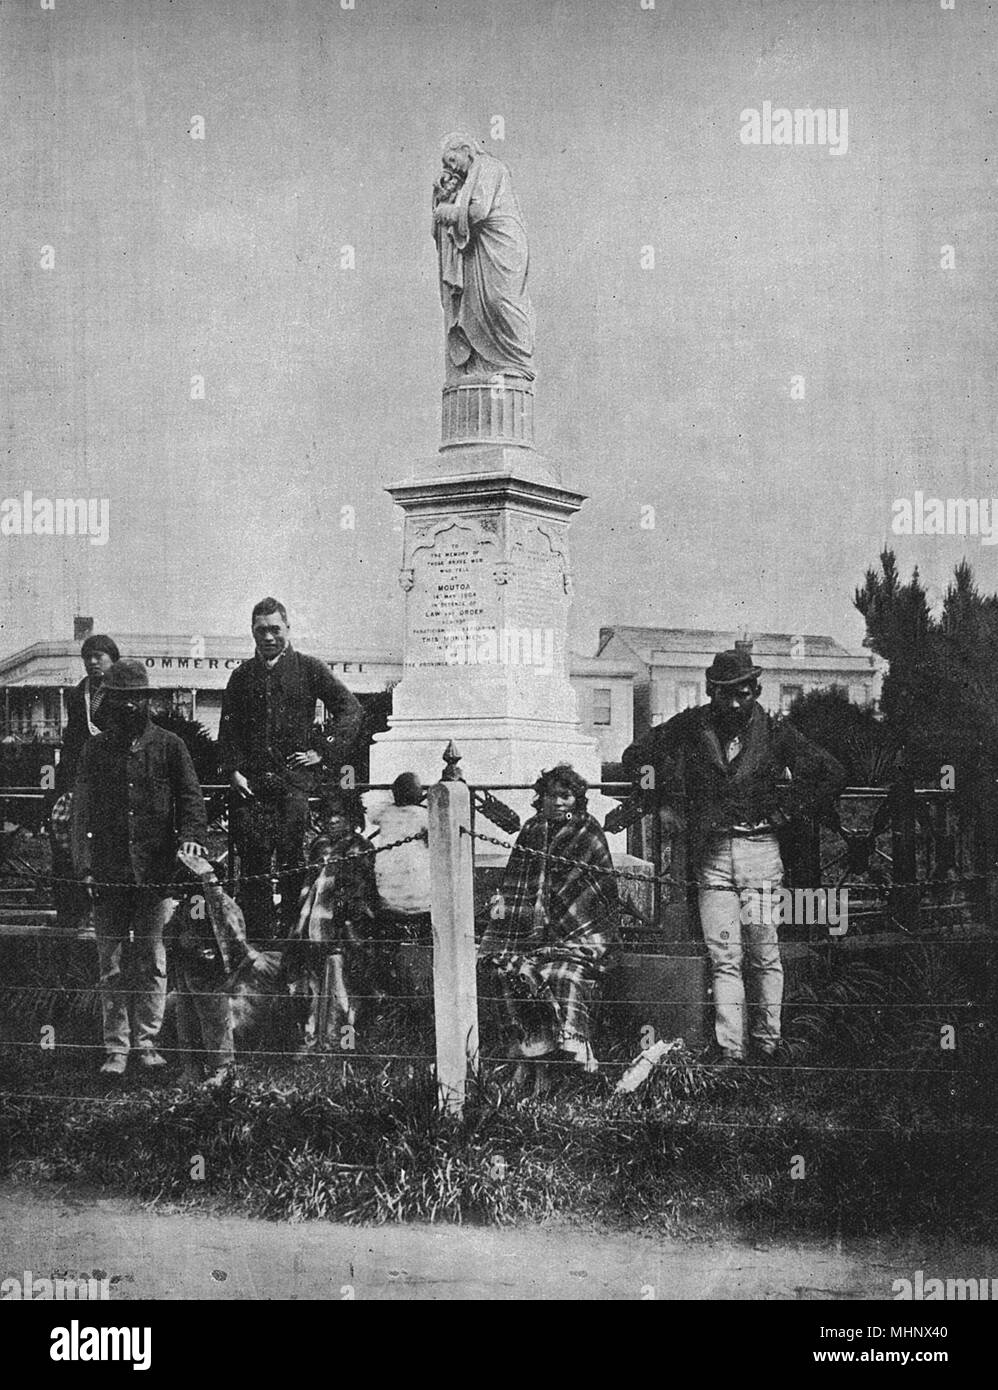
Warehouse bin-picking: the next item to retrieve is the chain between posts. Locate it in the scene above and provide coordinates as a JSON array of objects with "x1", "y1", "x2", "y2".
[
  {"x1": 0, "y1": 821, "x2": 979, "y2": 897},
  {"x1": 461, "y1": 825, "x2": 977, "y2": 897},
  {"x1": 0, "y1": 833, "x2": 428, "y2": 893}
]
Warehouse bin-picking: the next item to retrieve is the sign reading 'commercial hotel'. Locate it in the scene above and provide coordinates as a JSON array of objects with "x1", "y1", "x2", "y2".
[{"x1": 140, "y1": 656, "x2": 369, "y2": 674}]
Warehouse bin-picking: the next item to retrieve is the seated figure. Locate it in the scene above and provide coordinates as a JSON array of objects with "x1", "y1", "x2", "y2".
[
  {"x1": 480, "y1": 764, "x2": 621, "y2": 1096},
  {"x1": 370, "y1": 772, "x2": 431, "y2": 939}
]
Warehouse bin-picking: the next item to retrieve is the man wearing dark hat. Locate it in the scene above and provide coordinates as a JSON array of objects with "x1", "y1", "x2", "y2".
[
  {"x1": 622, "y1": 647, "x2": 845, "y2": 1067},
  {"x1": 219, "y1": 598, "x2": 363, "y2": 941},
  {"x1": 72, "y1": 659, "x2": 209, "y2": 1077}
]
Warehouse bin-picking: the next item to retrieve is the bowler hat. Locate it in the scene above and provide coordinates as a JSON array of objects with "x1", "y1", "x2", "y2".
[
  {"x1": 705, "y1": 649, "x2": 762, "y2": 687},
  {"x1": 103, "y1": 658, "x2": 151, "y2": 693}
]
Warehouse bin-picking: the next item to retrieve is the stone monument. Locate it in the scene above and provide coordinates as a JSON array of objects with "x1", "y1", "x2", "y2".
[{"x1": 368, "y1": 134, "x2": 606, "y2": 825}]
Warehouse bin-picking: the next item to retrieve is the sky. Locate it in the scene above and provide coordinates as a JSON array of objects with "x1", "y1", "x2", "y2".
[{"x1": 1, "y1": 0, "x2": 996, "y2": 662}]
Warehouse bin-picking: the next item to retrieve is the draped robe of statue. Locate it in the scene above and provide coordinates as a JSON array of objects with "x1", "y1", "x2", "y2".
[{"x1": 433, "y1": 152, "x2": 535, "y2": 383}]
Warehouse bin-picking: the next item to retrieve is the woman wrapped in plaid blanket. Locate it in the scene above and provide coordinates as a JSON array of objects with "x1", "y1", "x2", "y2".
[{"x1": 480, "y1": 765, "x2": 620, "y2": 1093}]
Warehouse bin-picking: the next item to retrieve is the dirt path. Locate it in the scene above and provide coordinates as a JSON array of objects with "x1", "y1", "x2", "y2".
[{"x1": 0, "y1": 1180, "x2": 990, "y2": 1300}]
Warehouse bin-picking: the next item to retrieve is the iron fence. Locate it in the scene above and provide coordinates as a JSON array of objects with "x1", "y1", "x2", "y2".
[{"x1": 2, "y1": 776, "x2": 995, "y2": 938}]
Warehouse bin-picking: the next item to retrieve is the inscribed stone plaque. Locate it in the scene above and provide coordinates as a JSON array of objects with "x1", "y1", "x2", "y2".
[{"x1": 405, "y1": 519, "x2": 499, "y2": 670}]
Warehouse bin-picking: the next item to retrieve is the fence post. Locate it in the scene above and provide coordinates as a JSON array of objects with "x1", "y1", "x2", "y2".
[
  {"x1": 651, "y1": 804, "x2": 663, "y2": 930},
  {"x1": 889, "y1": 765, "x2": 919, "y2": 930},
  {"x1": 225, "y1": 789, "x2": 237, "y2": 898},
  {"x1": 983, "y1": 779, "x2": 998, "y2": 930},
  {"x1": 427, "y1": 742, "x2": 479, "y2": 1115}
]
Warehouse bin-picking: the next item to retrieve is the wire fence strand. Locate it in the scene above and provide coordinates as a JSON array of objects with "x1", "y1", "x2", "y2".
[{"x1": 1, "y1": 804, "x2": 996, "y2": 1131}]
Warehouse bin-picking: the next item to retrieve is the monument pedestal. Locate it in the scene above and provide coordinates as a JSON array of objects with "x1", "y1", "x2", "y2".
[{"x1": 368, "y1": 442, "x2": 608, "y2": 836}]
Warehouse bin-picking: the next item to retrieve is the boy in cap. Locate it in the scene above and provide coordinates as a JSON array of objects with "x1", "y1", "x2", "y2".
[
  {"x1": 370, "y1": 772, "x2": 430, "y2": 934},
  {"x1": 72, "y1": 659, "x2": 209, "y2": 1077},
  {"x1": 622, "y1": 647, "x2": 846, "y2": 1067}
]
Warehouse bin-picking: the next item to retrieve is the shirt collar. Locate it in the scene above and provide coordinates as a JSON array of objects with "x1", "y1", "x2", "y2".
[
  {"x1": 256, "y1": 643, "x2": 291, "y2": 670},
  {"x1": 130, "y1": 719, "x2": 156, "y2": 751},
  {"x1": 107, "y1": 718, "x2": 154, "y2": 754}
]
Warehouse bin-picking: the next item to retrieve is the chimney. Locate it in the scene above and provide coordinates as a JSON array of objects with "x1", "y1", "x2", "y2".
[
  {"x1": 734, "y1": 636, "x2": 754, "y2": 655},
  {"x1": 73, "y1": 615, "x2": 94, "y2": 642}
]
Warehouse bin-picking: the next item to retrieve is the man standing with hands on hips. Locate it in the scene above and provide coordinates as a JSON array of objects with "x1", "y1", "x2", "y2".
[
  {"x1": 219, "y1": 598, "x2": 363, "y2": 942},
  {"x1": 622, "y1": 647, "x2": 846, "y2": 1068},
  {"x1": 72, "y1": 659, "x2": 209, "y2": 1078}
]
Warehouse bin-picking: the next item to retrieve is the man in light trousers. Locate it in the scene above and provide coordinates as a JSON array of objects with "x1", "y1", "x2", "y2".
[
  {"x1": 623, "y1": 647, "x2": 846, "y2": 1067},
  {"x1": 698, "y1": 829, "x2": 787, "y2": 1059}
]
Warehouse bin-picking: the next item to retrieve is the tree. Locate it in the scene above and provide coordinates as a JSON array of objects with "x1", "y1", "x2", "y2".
[
  {"x1": 854, "y1": 550, "x2": 998, "y2": 805},
  {"x1": 150, "y1": 710, "x2": 220, "y2": 783},
  {"x1": 786, "y1": 687, "x2": 895, "y2": 786}
]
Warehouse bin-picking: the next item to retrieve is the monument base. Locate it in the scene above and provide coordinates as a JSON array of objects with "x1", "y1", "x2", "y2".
[
  {"x1": 371, "y1": 441, "x2": 618, "y2": 844},
  {"x1": 369, "y1": 711, "x2": 601, "y2": 791}
]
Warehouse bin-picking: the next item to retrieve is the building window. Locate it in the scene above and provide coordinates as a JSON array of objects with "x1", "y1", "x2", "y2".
[
  {"x1": 592, "y1": 687, "x2": 611, "y2": 725},
  {"x1": 780, "y1": 684, "x2": 804, "y2": 714},
  {"x1": 650, "y1": 681, "x2": 673, "y2": 723},
  {"x1": 677, "y1": 682, "x2": 700, "y2": 712}
]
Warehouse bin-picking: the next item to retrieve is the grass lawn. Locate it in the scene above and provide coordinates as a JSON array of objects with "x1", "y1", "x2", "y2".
[{"x1": 0, "y1": 940, "x2": 995, "y2": 1237}]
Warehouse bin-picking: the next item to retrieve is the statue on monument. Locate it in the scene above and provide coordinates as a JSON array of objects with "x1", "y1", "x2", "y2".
[
  {"x1": 371, "y1": 134, "x2": 604, "y2": 820},
  {"x1": 432, "y1": 133, "x2": 535, "y2": 386}
]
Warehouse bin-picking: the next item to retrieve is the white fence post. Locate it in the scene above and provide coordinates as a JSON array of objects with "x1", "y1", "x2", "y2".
[{"x1": 427, "y1": 742, "x2": 479, "y2": 1115}]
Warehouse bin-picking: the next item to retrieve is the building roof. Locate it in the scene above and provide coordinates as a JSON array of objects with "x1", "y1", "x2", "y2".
[
  {"x1": 567, "y1": 651, "x2": 638, "y2": 678},
  {"x1": 0, "y1": 635, "x2": 638, "y2": 688},
  {"x1": 0, "y1": 635, "x2": 399, "y2": 670},
  {"x1": 598, "y1": 625, "x2": 869, "y2": 666},
  {"x1": 0, "y1": 636, "x2": 402, "y2": 691}
]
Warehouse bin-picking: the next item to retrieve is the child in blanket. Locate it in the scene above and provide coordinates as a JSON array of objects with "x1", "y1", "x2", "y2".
[{"x1": 169, "y1": 850, "x2": 277, "y2": 1086}]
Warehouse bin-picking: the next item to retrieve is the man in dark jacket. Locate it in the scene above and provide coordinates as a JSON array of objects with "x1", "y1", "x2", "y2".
[
  {"x1": 218, "y1": 598, "x2": 363, "y2": 940},
  {"x1": 50, "y1": 633, "x2": 120, "y2": 928},
  {"x1": 622, "y1": 648, "x2": 846, "y2": 1066},
  {"x1": 55, "y1": 633, "x2": 119, "y2": 795},
  {"x1": 72, "y1": 659, "x2": 209, "y2": 1077}
]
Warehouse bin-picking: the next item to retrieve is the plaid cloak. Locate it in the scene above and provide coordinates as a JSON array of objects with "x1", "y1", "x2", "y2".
[{"x1": 480, "y1": 812, "x2": 620, "y2": 1067}]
